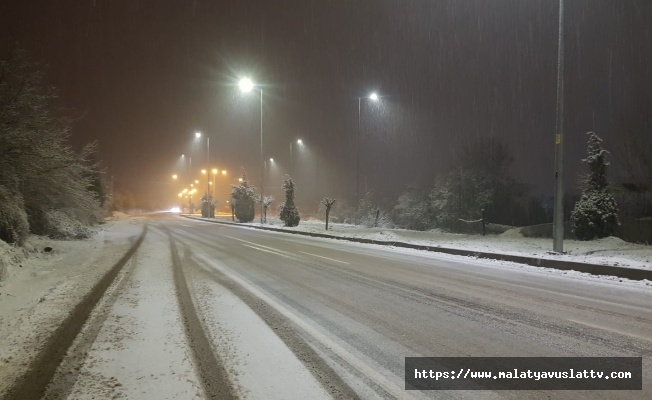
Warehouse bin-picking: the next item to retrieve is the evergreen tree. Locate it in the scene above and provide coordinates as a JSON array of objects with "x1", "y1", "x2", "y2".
[
  {"x1": 279, "y1": 175, "x2": 300, "y2": 227},
  {"x1": 230, "y1": 169, "x2": 256, "y2": 223},
  {"x1": 571, "y1": 132, "x2": 619, "y2": 240}
]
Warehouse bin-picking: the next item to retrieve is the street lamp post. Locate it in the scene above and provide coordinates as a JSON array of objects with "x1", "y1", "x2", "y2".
[
  {"x1": 553, "y1": 0, "x2": 565, "y2": 253},
  {"x1": 239, "y1": 77, "x2": 265, "y2": 224},
  {"x1": 289, "y1": 139, "x2": 303, "y2": 175},
  {"x1": 195, "y1": 132, "x2": 210, "y2": 201},
  {"x1": 356, "y1": 92, "x2": 379, "y2": 207}
]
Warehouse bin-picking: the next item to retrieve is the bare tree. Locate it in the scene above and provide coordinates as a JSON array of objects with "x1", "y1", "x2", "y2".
[
  {"x1": 258, "y1": 195, "x2": 274, "y2": 223},
  {"x1": 321, "y1": 198, "x2": 336, "y2": 230}
]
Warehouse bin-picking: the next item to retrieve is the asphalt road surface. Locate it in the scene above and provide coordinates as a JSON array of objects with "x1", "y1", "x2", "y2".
[
  {"x1": 31, "y1": 214, "x2": 651, "y2": 400},
  {"x1": 153, "y1": 215, "x2": 651, "y2": 399}
]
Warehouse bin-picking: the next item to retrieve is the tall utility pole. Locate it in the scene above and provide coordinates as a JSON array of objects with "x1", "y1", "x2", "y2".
[
  {"x1": 206, "y1": 136, "x2": 210, "y2": 199},
  {"x1": 553, "y1": 0, "x2": 565, "y2": 253},
  {"x1": 259, "y1": 88, "x2": 264, "y2": 224}
]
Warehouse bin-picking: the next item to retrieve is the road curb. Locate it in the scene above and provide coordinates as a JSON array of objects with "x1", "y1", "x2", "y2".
[{"x1": 183, "y1": 216, "x2": 652, "y2": 281}]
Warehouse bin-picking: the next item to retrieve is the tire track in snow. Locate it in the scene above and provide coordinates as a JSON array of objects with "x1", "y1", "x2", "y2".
[
  {"x1": 3, "y1": 225, "x2": 148, "y2": 400},
  {"x1": 167, "y1": 230, "x2": 236, "y2": 400}
]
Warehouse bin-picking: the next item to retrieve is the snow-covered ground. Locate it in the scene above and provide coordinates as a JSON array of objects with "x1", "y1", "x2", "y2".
[
  {"x1": 0, "y1": 213, "x2": 144, "y2": 397},
  {"x1": 199, "y1": 215, "x2": 652, "y2": 271},
  {"x1": 1, "y1": 212, "x2": 650, "y2": 398}
]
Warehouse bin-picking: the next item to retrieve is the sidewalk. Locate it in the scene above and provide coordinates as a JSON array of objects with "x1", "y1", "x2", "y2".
[{"x1": 184, "y1": 215, "x2": 652, "y2": 281}]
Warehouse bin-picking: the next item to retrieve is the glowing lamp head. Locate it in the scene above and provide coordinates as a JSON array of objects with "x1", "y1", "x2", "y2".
[
  {"x1": 238, "y1": 77, "x2": 254, "y2": 93},
  {"x1": 369, "y1": 92, "x2": 379, "y2": 101},
  {"x1": 195, "y1": 132, "x2": 202, "y2": 138}
]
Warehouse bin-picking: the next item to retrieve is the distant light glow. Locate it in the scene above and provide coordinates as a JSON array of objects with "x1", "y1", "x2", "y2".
[
  {"x1": 269, "y1": 158, "x2": 274, "y2": 162},
  {"x1": 211, "y1": 168, "x2": 218, "y2": 174},
  {"x1": 172, "y1": 174, "x2": 178, "y2": 180},
  {"x1": 195, "y1": 132, "x2": 201, "y2": 138},
  {"x1": 239, "y1": 77, "x2": 254, "y2": 93},
  {"x1": 170, "y1": 207, "x2": 181, "y2": 213},
  {"x1": 297, "y1": 139, "x2": 303, "y2": 144},
  {"x1": 369, "y1": 92, "x2": 379, "y2": 101},
  {"x1": 222, "y1": 170, "x2": 227, "y2": 175},
  {"x1": 201, "y1": 169, "x2": 207, "y2": 174}
]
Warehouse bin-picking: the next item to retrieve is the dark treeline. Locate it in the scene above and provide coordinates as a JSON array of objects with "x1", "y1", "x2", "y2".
[{"x1": 0, "y1": 48, "x2": 107, "y2": 245}]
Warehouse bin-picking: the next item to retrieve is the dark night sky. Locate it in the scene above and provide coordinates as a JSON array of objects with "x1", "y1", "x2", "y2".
[{"x1": 2, "y1": 0, "x2": 650, "y2": 211}]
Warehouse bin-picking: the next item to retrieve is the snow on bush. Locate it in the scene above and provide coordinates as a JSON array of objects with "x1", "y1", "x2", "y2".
[
  {"x1": 230, "y1": 170, "x2": 257, "y2": 223},
  {"x1": 43, "y1": 209, "x2": 92, "y2": 239},
  {"x1": 571, "y1": 132, "x2": 619, "y2": 240},
  {"x1": 0, "y1": 187, "x2": 29, "y2": 246},
  {"x1": 392, "y1": 188, "x2": 435, "y2": 231},
  {"x1": 279, "y1": 175, "x2": 300, "y2": 227}
]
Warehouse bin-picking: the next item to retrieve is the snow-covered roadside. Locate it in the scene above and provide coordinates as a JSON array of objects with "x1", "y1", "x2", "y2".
[
  {"x1": 0, "y1": 214, "x2": 145, "y2": 396},
  {"x1": 193, "y1": 215, "x2": 652, "y2": 271},
  {"x1": 43, "y1": 228, "x2": 203, "y2": 400}
]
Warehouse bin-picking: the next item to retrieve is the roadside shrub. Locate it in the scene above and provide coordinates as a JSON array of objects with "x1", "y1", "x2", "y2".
[
  {"x1": 279, "y1": 175, "x2": 300, "y2": 227},
  {"x1": 230, "y1": 170, "x2": 257, "y2": 223},
  {"x1": 43, "y1": 209, "x2": 92, "y2": 239},
  {"x1": 0, "y1": 187, "x2": 29, "y2": 245}
]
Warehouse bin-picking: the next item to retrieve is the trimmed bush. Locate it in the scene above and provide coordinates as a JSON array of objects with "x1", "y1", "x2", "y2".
[{"x1": 279, "y1": 175, "x2": 300, "y2": 227}]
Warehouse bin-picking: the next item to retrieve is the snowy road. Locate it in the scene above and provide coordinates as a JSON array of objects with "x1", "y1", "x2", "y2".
[{"x1": 37, "y1": 214, "x2": 652, "y2": 399}]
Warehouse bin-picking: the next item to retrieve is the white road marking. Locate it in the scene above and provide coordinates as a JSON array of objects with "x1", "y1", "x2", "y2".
[
  {"x1": 227, "y1": 235, "x2": 300, "y2": 260},
  {"x1": 242, "y1": 244, "x2": 297, "y2": 260},
  {"x1": 299, "y1": 251, "x2": 349, "y2": 265}
]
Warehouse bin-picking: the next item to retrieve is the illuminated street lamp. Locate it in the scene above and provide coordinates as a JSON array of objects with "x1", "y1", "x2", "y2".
[
  {"x1": 172, "y1": 174, "x2": 178, "y2": 180},
  {"x1": 239, "y1": 76, "x2": 265, "y2": 224}
]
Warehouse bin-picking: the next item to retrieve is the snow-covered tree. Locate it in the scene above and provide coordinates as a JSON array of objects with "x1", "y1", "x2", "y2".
[
  {"x1": 571, "y1": 132, "x2": 619, "y2": 240},
  {"x1": 392, "y1": 187, "x2": 435, "y2": 231},
  {"x1": 355, "y1": 191, "x2": 391, "y2": 228},
  {"x1": 279, "y1": 175, "x2": 300, "y2": 227},
  {"x1": 230, "y1": 169, "x2": 256, "y2": 223},
  {"x1": 1, "y1": 48, "x2": 102, "y2": 241},
  {"x1": 257, "y1": 195, "x2": 274, "y2": 224},
  {"x1": 200, "y1": 193, "x2": 216, "y2": 218},
  {"x1": 429, "y1": 169, "x2": 493, "y2": 232}
]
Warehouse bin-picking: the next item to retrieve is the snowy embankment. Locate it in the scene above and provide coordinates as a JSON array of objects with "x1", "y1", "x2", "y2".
[
  {"x1": 0, "y1": 213, "x2": 143, "y2": 396},
  {"x1": 198, "y1": 215, "x2": 652, "y2": 272}
]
